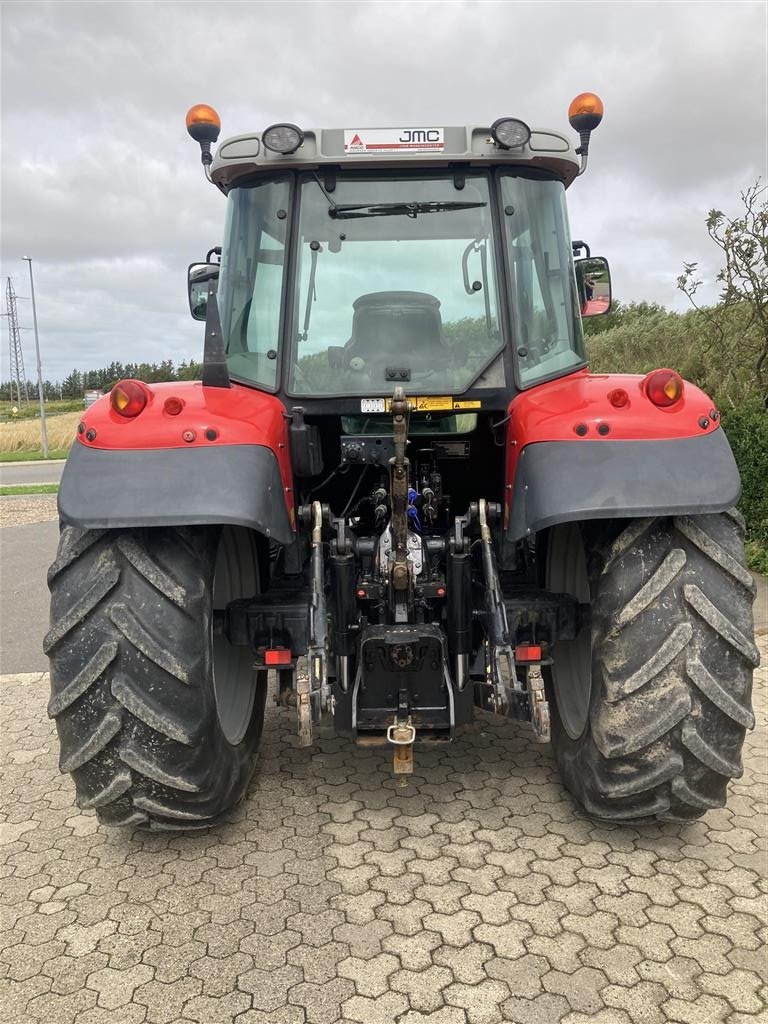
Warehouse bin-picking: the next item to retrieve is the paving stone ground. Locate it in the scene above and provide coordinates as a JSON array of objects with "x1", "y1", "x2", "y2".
[{"x1": 1, "y1": 637, "x2": 766, "y2": 1024}]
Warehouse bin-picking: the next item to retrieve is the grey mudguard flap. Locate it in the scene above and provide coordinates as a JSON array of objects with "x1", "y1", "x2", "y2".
[
  {"x1": 508, "y1": 430, "x2": 741, "y2": 541},
  {"x1": 58, "y1": 443, "x2": 294, "y2": 546}
]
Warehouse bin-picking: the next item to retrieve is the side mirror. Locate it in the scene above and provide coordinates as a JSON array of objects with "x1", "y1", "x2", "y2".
[
  {"x1": 188, "y1": 262, "x2": 219, "y2": 321},
  {"x1": 575, "y1": 256, "x2": 611, "y2": 317}
]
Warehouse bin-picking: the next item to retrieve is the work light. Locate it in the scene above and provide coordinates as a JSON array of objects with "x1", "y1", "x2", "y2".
[
  {"x1": 262, "y1": 123, "x2": 304, "y2": 154},
  {"x1": 490, "y1": 118, "x2": 531, "y2": 150}
]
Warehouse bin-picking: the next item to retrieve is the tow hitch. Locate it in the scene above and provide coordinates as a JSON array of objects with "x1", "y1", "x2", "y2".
[{"x1": 387, "y1": 717, "x2": 416, "y2": 774}]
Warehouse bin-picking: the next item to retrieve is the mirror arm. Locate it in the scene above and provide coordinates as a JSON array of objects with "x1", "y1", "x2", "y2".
[
  {"x1": 572, "y1": 240, "x2": 591, "y2": 259},
  {"x1": 202, "y1": 282, "x2": 231, "y2": 389}
]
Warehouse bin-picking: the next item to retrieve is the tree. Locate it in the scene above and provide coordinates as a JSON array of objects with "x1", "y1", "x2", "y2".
[
  {"x1": 177, "y1": 360, "x2": 203, "y2": 380},
  {"x1": 61, "y1": 369, "x2": 83, "y2": 399},
  {"x1": 678, "y1": 181, "x2": 767, "y2": 402}
]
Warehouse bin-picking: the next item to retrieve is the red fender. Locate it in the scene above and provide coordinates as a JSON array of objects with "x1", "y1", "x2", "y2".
[
  {"x1": 504, "y1": 369, "x2": 720, "y2": 529},
  {"x1": 78, "y1": 381, "x2": 294, "y2": 519}
]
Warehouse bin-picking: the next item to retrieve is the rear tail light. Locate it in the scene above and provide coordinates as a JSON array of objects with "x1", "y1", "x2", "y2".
[
  {"x1": 515, "y1": 644, "x2": 542, "y2": 663},
  {"x1": 264, "y1": 648, "x2": 292, "y2": 666},
  {"x1": 111, "y1": 379, "x2": 148, "y2": 418},
  {"x1": 644, "y1": 369, "x2": 684, "y2": 408}
]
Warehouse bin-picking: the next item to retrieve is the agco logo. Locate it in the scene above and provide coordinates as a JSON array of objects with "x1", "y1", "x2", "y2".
[{"x1": 399, "y1": 129, "x2": 441, "y2": 143}]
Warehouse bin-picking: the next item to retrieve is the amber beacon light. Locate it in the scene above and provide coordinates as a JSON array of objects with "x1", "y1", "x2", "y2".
[
  {"x1": 568, "y1": 92, "x2": 605, "y2": 132},
  {"x1": 186, "y1": 104, "x2": 221, "y2": 166},
  {"x1": 568, "y1": 92, "x2": 604, "y2": 176}
]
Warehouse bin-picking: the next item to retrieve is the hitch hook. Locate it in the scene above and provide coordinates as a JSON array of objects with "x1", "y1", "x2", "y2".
[{"x1": 387, "y1": 717, "x2": 415, "y2": 775}]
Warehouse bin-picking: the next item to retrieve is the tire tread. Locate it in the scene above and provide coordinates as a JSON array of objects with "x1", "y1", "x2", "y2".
[
  {"x1": 47, "y1": 525, "x2": 266, "y2": 829},
  {"x1": 549, "y1": 511, "x2": 757, "y2": 822}
]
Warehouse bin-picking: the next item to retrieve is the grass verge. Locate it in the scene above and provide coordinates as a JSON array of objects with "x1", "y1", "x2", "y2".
[
  {"x1": 0, "y1": 484, "x2": 60, "y2": 496},
  {"x1": 0, "y1": 399, "x2": 85, "y2": 421},
  {"x1": 0, "y1": 449, "x2": 69, "y2": 463}
]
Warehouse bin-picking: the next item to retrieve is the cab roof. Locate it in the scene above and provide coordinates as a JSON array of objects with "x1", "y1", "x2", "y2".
[{"x1": 210, "y1": 124, "x2": 581, "y2": 192}]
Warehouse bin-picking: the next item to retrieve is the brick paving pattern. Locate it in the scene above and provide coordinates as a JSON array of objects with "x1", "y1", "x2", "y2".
[{"x1": 1, "y1": 635, "x2": 766, "y2": 1023}]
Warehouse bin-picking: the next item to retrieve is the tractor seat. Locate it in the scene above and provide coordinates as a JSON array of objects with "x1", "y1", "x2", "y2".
[{"x1": 343, "y1": 291, "x2": 448, "y2": 371}]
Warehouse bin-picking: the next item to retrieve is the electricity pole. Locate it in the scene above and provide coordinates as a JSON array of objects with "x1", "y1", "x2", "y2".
[
  {"x1": 22, "y1": 257, "x2": 48, "y2": 458},
  {"x1": 4, "y1": 277, "x2": 30, "y2": 406}
]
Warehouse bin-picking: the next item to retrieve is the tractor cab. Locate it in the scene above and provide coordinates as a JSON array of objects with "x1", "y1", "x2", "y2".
[{"x1": 188, "y1": 109, "x2": 609, "y2": 411}]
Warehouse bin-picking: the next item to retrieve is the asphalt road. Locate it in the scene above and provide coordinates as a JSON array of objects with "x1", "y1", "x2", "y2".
[
  {"x1": 0, "y1": 460, "x2": 65, "y2": 486},
  {"x1": 0, "y1": 517, "x2": 59, "y2": 674}
]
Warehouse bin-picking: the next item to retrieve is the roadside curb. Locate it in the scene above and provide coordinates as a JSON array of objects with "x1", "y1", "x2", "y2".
[
  {"x1": 0, "y1": 459, "x2": 67, "y2": 469},
  {"x1": 0, "y1": 491, "x2": 59, "y2": 498}
]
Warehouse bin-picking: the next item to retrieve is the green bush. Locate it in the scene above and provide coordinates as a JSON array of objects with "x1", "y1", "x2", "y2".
[
  {"x1": 585, "y1": 302, "x2": 763, "y2": 411},
  {"x1": 721, "y1": 403, "x2": 768, "y2": 574}
]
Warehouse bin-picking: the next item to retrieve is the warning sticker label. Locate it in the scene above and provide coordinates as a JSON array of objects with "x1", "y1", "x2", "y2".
[
  {"x1": 344, "y1": 128, "x2": 445, "y2": 154},
  {"x1": 382, "y1": 397, "x2": 482, "y2": 413}
]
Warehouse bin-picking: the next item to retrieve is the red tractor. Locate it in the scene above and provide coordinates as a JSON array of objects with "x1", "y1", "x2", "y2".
[{"x1": 46, "y1": 94, "x2": 758, "y2": 829}]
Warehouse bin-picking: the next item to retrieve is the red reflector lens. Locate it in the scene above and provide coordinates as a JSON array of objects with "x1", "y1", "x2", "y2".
[
  {"x1": 645, "y1": 369, "x2": 684, "y2": 408},
  {"x1": 110, "y1": 379, "x2": 147, "y2": 418},
  {"x1": 164, "y1": 396, "x2": 184, "y2": 416},
  {"x1": 265, "y1": 648, "x2": 292, "y2": 666},
  {"x1": 608, "y1": 388, "x2": 629, "y2": 408},
  {"x1": 515, "y1": 644, "x2": 542, "y2": 663}
]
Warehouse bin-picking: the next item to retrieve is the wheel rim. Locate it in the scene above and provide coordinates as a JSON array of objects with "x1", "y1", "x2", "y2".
[
  {"x1": 212, "y1": 527, "x2": 259, "y2": 745},
  {"x1": 546, "y1": 523, "x2": 592, "y2": 740}
]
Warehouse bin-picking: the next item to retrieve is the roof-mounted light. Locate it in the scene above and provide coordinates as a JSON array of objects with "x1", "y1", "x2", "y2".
[
  {"x1": 568, "y1": 93, "x2": 604, "y2": 133},
  {"x1": 186, "y1": 104, "x2": 221, "y2": 172},
  {"x1": 490, "y1": 117, "x2": 531, "y2": 150},
  {"x1": 568, "y1": 92, "x2": 604, "y2": 178},
  {"x1": 186, "y1": 104, "x2": 221, "y2": 143},
  {"x1": 262, "y1": 123, "x2": 304, "y2": 155}
]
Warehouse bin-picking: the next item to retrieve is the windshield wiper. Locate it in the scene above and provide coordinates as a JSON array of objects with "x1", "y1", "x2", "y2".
[{"x1": 329, "y1": 200, "x2": 486, "y2": 220}]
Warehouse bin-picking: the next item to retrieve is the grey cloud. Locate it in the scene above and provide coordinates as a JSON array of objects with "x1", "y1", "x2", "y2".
[{"x1": 1, "y1": 0, "x2": 765, "y2": 381}]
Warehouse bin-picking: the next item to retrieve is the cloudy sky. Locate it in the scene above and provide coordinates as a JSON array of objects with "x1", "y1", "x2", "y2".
[{"x1": 1, "y1": 0, "x2": 765, "y2": 383}]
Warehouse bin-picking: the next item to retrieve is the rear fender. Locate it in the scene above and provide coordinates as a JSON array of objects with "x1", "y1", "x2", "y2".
[
  {"x1": 58, "y1": 382, "x2": 296, "y2": 545},
  {"x1": 505, "y1": 370, "x2": 740, "y2": 541}
]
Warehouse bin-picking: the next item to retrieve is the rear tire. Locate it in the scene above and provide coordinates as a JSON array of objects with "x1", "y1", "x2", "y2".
[
  {"x1": 546, "y1": 511, "x2": 758, "y2": 822},
  {"x1": 45, "y1": 524, "x2": 267, "y2": 829}
]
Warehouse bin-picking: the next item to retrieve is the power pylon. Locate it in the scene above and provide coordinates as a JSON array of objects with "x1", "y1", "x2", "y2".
[{"x1": 5, "y1": 277, "x2": 30, "y2": 405}]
